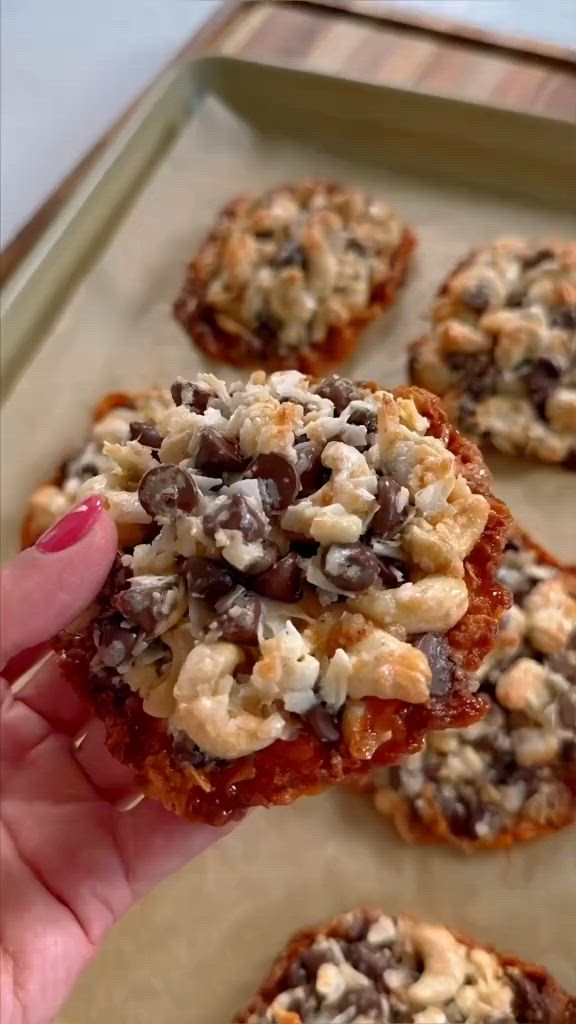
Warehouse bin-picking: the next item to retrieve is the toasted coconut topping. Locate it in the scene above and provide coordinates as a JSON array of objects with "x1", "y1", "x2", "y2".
[{"x1": 64, "y1": 371, "x2": 501, "y2": 765}]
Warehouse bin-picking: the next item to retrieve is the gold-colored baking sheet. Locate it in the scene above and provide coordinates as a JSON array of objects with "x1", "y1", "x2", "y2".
[{"x1": 0, "y1": 58, "x2": 574, "y2": 1021}]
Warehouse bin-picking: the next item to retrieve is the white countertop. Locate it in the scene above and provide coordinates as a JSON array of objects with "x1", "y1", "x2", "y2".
[{"x1": 2, "y1": 0, "x2": 575, "y2": 249}]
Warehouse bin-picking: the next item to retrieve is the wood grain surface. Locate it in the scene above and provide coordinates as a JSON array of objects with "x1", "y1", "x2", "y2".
[{"x1": 2, "y1": 0, "x2": 575, "y2": 286}]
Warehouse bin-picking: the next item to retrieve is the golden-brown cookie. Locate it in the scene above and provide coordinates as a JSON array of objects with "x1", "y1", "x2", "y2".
[
  {"x1": 174, "y1": 181, "x2": 416, "y2": 373},
  {"x1": 57, "y1": 371, "x2": 511, "y2": 825},
  {"x1": 234, "y1": 906, "x2": 575, "y2": 1023},
  {"x1": 369, "y1": 527, "x2": 576, "y2": 852},
  {"x1": 21, "y1": 389, "x2": 172, "y2": 549},
  {"x1": 409, "y1": 238, "x2": 576, "y2": 467}
]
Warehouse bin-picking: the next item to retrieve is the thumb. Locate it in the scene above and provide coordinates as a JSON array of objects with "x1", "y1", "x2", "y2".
[{"x1": 0, "y1": 496, "x2": 118, "y2": 668}]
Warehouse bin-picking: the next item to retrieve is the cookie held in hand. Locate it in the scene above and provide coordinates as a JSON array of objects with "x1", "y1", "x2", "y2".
[
  {"x1": 57, "y1": 371, "x2": 511, "y2": 824},
  {"x1": 233, "y1": 906, "x2": 575, "y2": 1023},
  {"x1": 174, "y1": 180, "x2": 416, "y2": 373},
  {"x1": 409, "y1": 238, "x2": 576, "y2": 467}
]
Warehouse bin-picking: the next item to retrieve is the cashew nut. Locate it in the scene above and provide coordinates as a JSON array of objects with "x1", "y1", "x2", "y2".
[
  {"x1": 127, "y1": 623, "x2": 194, "y2": 718},
  {"x1": 524, "y1": 577, "x2": 576, "y2": 654},
  {"x1": 495, "y1": 657, "x2": 549, "y2": 713},
  {"x1": 172, "y1": 641, "x2": 291, "y2": 759},
  {"x1": 315, "y1": 963, "x2": 346, "y2": 1001},
  {"x1": 342, "y1": 627, "x2": 431, "y2": 704},
  {"x1": 403, "y1": 492, "x2": 489, "y2": 577},
  {"x1": 400, "y1": 918, "x2": 467, "y2": 1006},
  {"x1": 103, "y1": 488, "x2": 153, "y2": 525},
  {"x1": 282, "y1": 500, "x2": 364, "y2": 545},
  {"x1": 545, "y1": 386, "x2": 576, "y2": 433},
  {"x1": 26, "y1": 484, "x2": 70, "y2": 540},
  {"x1": 350, "y1": 575, "x2": 469, "y2": 633},
  {"x1": 512, "y1": 726, "x2": 560, "y2": 767},
  {"x1": 413, "y1": 1011, "x2": 447, "y2": 1024}
]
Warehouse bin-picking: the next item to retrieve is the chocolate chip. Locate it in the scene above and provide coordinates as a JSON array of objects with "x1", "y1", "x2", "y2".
[
  {"x1": 508, "y1": 970, "x2": 551, "y2": 1023},
  {"x1": 253, "y1": 553, "x2": 304, "y2": 602},
  {"x1": 289, "y1": 538, "x2": 320, "y2": 558},
  {"x1": 560, "y1": 739, "x2": 576, "y2": 763},
  {"x1": 253, "y1": 312, "x2": 281, "y2": 344},
  {"x1": 184, "y1": 556, "x2": 237, "y2": 604},
  {"x1": 283, "y1": 989, "x2": 317, "y2": 1017},
  {"x1": 214, "y1": 593, "x2": 261, "y2": 645},
  {"x1": 349, "y1": 942, "x2": 393, "y2": 985},
  {"x1": 439, "y1": 789, "x2": 503, "y2": 840},
  {"x1": 275, "y1": 242, "x2": 307, "y2": 269},
  {"x1": 99, "y1": 554, "x2": 132, "y2": 604},
  {"x1": 447, "y1": 352, "x2": 497, "y2": 398},
  {"x1": 64, "y1": 453, "x2": 101, "y2": 484},
  {"x1": 377, "y1": 557, "x2": 408, "y2": 589},
  {"x1": 549, "y1": 647, "x2": 576, "y2": 683},
  {"x1": 315, "y1": 375, "x2": 361, "y2": 413},
  {"x1": 462, "y1": 283, "x2": 492, "y2": 312},
  {"x1": 300, "y1": 945, "x2": 340, "y2": 976},
  {"x1": 550, "y1": 305, "x2": 576, "y2": 330},
  {"x1": 294, "y1": 441, "x2": 326, "y2": 497},
  {"x1": 524, "y1": 358, "x2": 561, "y2": 413},
  {"x1": 195, "y1": 429, "x2": 244, "y2": 474},
  {"x1": 506, "y1": 288, "x2": 526, "y2": 308},
  {"x1": 203, "y1": 494, "x2": 267, "y2": 542},
  {"x1": 337, "y1": 988, "x2": 383, "y2": 1014},
  {"x1": 342, "y1": 915, "x2": 370, "y2": 942},
  {"x1": 497, "y1": 565, "x2": 534, "y2": 599},
  {"x1": 98, "y1": 620, "x2": 138, "y2": 667},
  {"x1": 348, "y1": 406, "x2": 378, "y2": 434},
  {"x1": 243, "y1": 540, "x2": 280, "y2": 575},
  {"x1": 346, "y1": 237, "x2": 367, "y2": 256},
  {"x1": 112, "y1": 575, "x2": 180, "y2": 634},
  {"x1": 323, "y1": 542, "x2": 380, "y2": 592},
  {"x1": 414, "y1": 633, "x2": 454, "y2": 696},
  {"x1": 284, "y1": 962, "x2": 308, "y2": 988},
  {"x1": 171, "y1": 378, "x2": 212, "y2": 412},
  {"x1": 305, "y1": 705, "x2": 340, "y2": 743},
  {"x1": 244, "y1": 453, "x2": 300, "y2": 510},
  {"x1": 521, "y1": 247, "x2": 554, "y2": 270},
  {"x1": 138, "y1": 464, "x2": 199, "y2": 519},
  {"x1": 129, "y1": 421, "x2": 163, "y2": 449},
  {"x1": 371, "y1": 477, "x2": 407, "y2": 538},
  {"x1": 171, "y1": 730, "x2": 219, "y2": 769},
  {"x1": 558, "y1": 691, "x2": 576, "y2": 729}
]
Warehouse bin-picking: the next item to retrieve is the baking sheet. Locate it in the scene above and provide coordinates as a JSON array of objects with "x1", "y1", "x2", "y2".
[{"x1": 1, "y1": 66, "x2": 575, "y2": 1020}]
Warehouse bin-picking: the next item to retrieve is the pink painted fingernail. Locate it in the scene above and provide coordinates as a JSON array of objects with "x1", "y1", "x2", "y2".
[{"x1": 36, "y1": 495, "x2": 104, "y2": 553}]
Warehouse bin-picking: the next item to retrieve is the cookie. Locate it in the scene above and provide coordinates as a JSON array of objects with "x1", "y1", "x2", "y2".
[
  {"x1": 21, "y1": 389, "x2": 172, "y2": 549},
  {"x1": 370, "y1": 529, "x2": 576, "y2": 851},
  {"x1": 409, "y1": 238, "x2": 576, "y2": 466},
  {"x1": 234, "y1": 906, "x2": 575, "y2": 1023},
  {"x1": 56, "y1": 371, "x2": 511, "y2": 825},
  {"x1": 174, "y1": 181, "x2": 416, "y2": 373}
]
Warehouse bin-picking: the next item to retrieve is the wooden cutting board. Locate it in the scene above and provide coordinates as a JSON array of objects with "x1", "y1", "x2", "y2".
[{"x1": 1, "y1": 0, "x2": 574, "y2": 284}]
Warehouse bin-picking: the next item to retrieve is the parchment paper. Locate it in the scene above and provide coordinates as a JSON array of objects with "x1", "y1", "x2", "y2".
[{"x1": 1, "y1": 92, "x2": 575, "y2": 1020}]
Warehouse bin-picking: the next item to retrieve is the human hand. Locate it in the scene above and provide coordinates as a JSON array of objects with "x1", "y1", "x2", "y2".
[{"x1": 1, "y1": 497, "x2": 234, "y2": 1024}]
